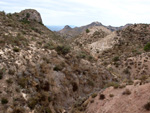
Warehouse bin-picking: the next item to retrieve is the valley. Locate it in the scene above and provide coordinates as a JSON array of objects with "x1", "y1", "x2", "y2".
[{"x1": 0, "y1": 9, "x2": 150, "y2": 113}]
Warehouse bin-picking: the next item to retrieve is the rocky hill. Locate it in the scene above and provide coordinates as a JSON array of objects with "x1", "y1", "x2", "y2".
[
  {"x1": 58, "y1": 22, "x2": 131, "y2": 38},
  {"x1": 69, "y1": 24, "x2": 150, "y2": 113},
  {"x1": 0, "y1": 9, "x2": 115, "y2": 113},
  {"x1": 1, "y1": 9, "x2": 150, "y2": 113}
]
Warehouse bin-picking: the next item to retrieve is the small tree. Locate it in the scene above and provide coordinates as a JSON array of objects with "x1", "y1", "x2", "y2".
[{"x1": 86, "y1": 29, "x2": 90, "y2": 33}]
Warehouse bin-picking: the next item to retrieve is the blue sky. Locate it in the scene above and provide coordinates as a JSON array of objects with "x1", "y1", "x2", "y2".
[{"x1": 0, "y1": 0, "x2": 150, "y2": 26}]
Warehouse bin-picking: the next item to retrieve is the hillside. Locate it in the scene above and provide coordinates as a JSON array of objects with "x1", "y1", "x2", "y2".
[
  {"x1": 1, "y1": 9, "x2": 150, "y2": 113},
  {"x1": 86, "y1": 82, "x2": 150, "y2": 113},
  {"x1": 0, "y1": 9, "x2": 115, "y2": 113},
  {"x1": 58, "y1": 22, "x2": 131, "y2": 38},
  {"x1": 69, "y1": 24, "x2": 150, "y2": 113}
]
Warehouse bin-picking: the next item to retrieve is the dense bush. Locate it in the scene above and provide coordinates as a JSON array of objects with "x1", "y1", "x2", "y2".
[
  {"x1": 72, "y1": 82, "x2": 78, "y2": 92},
  {"x1": 44, "y1": 41, "x2": 55, "y2": 50},
  {"x1": 91, "y1": 93, "x2": 97, "y2": 98},
  {"x1": 55, "y1": 45, "x2": 70, "y2": 55},
  {"x1": 13, "y1": 47, "x2": 20, "y2": 52},
  {"x1": 26, "y1": 13, "x2": 30, "y2": 19},
  {"x1": 144, "y1": 102, "x2": 150, "y2": 111},
  {"x1": 18, "y1": 77, "x2": 28, "y2": 88},
  {"x1": 0, "y1": 70, "x2": 3, "y2": 80},
  {"x1": 53, "y1": 65, "x2": 62, "y2": 71},
  {"x1": 6, "y1": 78, "x2": 13, "y2": 84},
  {"x1": 123, "y1": 68, "x2": 130, "y2": 74},
  {"x1": 1, "y1": 98, "x2": 8, "y2": 104},
  {"x1": 99, "y1": 94, "x2": 105, "y2": 100},
  {"x1": 144, "y1": 43, "x2": 150, "y2": 52},
  {"x1": 113, "y1": 56, "x2": 120, "y2": 62},
  {"x1": 20, "y1": 18, "x2": 30, "y2": 24},
  {"x1": 86, "y1": 29, "x2": 90, "y2": 33},
  {"x1": 27, "y1": 98, "x2": 38, "y2": 109},
  {"x1": 109, "y1": 94, "x2": 114, "y2": 97}
]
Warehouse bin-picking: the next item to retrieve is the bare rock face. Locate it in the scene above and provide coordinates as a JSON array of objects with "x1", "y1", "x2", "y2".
[
  {"x1": 86, "y1": 83, "x2": 150, "y2": 113},
  {"x1": 19, "y1": 9, "x2": 42, "y2": 23}
]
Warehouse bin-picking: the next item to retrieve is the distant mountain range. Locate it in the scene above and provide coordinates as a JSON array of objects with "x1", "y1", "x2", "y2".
[
  {"x1": 47, "y1": 25, "x2": 76, "y2": 31},
  {"x1": 58, "y1": 21, "x2": 132, "y2": 38}
]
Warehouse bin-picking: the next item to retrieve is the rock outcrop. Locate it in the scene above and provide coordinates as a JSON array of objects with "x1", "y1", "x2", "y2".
[{"x1": 19, "y1": 9, "x2": 42, "y2": 23}]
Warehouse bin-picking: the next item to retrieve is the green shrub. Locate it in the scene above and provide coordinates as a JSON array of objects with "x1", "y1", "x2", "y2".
[
  {"x1": 48, "y1": 96, "x2": 52, "y2": 102},
  {"x1": 40, "y1": 107, "x2": 52, "y2": 113},
  {"x1": 86, "y1": 29, "x2": 90, "y2": 33},
  {"x1": 88, "y1": 55, "x2": 93, "y2": 61},
  {"x1": 77, "y1": 51, "x2": 87, "y2": 59},
  {"x1": 140, "y1": 75, "x2": 148, "y2": 81},
  {"x1": 113, "y1": 56, "x2": 119, "y2": 62},
  {"x1": 53, "y1": 65, "x2": 63, "y2": 71},
  {"x1": 27, "y1": 98, "x2": 38, "y2": 109},
  {"x1": 123, "y1": 68, "x2": 130, "y2": 74},
  {"x1": 109, "y1": 94, "x2": 114, "y2": 97},
  {"x1": 144, "y1": 43, "x2": 150, "y2": 52},
  {"x1": 8, "y1": 69, "x2": 15, "y2": 75},
  {"x1": 99, "y1": 94, "x2": 105, "y2": 100},
  {"x1": 87, "y1": 79, "x2": 94, "y2": 87},
  {"x1": 6, "y1": 78, "x2": 13, "y2": 84},
  {"x1": 20, "y1": 19, "x2": 30, "y2": 24},
  {"x1": 44, "y1": 41, "x2": 55, "y2": 50},
  {"x1": 12, "y1": 106, "x2": 24, "y2": 113},
  {"x1": 0, "y1": 75, "x2": 2, "y2": 79},
  {"x1": 1, "y1": 98, "x2": 8, "y2": 104},
  {"x1": 18, "y1": 77, "x2": 28, "y2": 88},
  {"x1": 126, "y1": 80, "x2": 133, "y2": 85},
  {"x1": 13, "y1": 47, "x2": 20, "y2": 52},
  {"x1": 31, "y1": 27, "x2": 41, "y2": 34},
  {"x1": 91, "y1": 93, "x2": 97, "y2": 98},
  {"x1": 39, "y1": 22, "x2": 43, "y2": 25},
  {"x1": 26, "y1": 13, "x2": 30, "y2": 18},
  {"x1": 105, "y1": 82, "x2": 120, "y2": 89},
  {"x1": 55, "y1": 45, "x2": 70, "y2": 55},
  {"x1": 12, "y1": 33, "x2": 28, "y2": 46},
  {"x1": 72, "y1": 82, "x2": 78, "y2": 92},
  {"x1": 144, "y1": 102, "x2": 150, "y2": 111}
]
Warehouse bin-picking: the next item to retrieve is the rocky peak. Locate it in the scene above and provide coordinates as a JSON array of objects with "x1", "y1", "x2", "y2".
[
  {"x1": 90, "y1": 21, "x2": 103, "y2": 26},
  {"x1": 19, "y1": 9, "x2": 42, "y2": 23},
  {"x1": 64, "y1": 25, "x2": 71, "y2": 29}
]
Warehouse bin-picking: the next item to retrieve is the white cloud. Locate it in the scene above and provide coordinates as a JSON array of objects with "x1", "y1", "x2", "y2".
[{"x1": 0, "y1": 0, "x2": 150, "y2": 26}]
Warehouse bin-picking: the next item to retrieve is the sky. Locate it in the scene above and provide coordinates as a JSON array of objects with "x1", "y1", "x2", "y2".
[{"x1": 0, "y1": 0, "x2": 150, "y2": 27}]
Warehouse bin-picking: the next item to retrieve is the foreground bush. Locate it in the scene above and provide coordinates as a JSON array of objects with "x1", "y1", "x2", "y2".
[{"x1": 55, "y1": 45, "x2": 70, "y2": 55}]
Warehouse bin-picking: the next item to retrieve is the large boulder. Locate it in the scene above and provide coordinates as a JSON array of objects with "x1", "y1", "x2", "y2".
[{"x1": 19, "y1": 9, "x2": 42, "y2": 23}]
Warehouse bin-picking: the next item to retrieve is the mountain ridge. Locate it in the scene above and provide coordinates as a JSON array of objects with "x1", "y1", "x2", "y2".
[{"x1": 58, "y1": 21, "x2": 132, "y2": 38}]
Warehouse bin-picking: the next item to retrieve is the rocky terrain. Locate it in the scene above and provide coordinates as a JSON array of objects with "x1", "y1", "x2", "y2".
[
  {"x1": 58, "y1": 22, "x2": 131, "y2": 38},
  {"x1": 0, "y1": 9, "x2": 114, "y2": 113},
  {"x1": 0, "y1": 9, "x2": 150, "y2": 113},
  {"x1": 86, "y1": 82, "x2": 150, "y2": 113}
]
